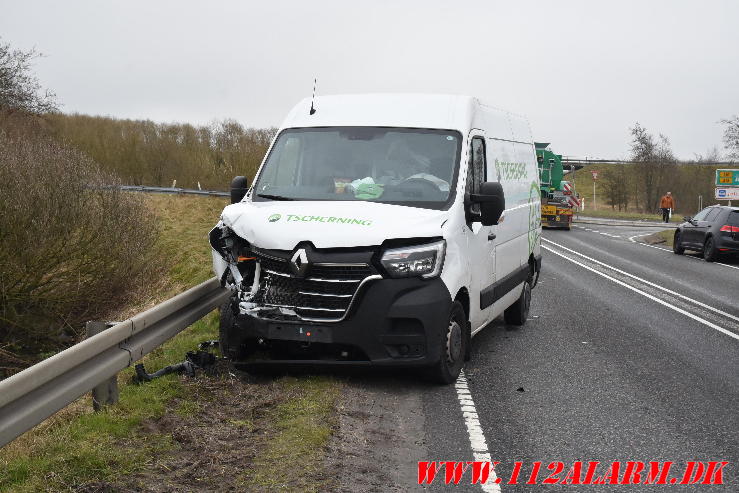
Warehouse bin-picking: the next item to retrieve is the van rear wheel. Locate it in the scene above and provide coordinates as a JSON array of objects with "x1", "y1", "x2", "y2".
[
  {"x1": 504, "y1": 280, "x2": 531, "y2": 326},
  {"x1": 431, "y1": 301, "x2": 467, "y2": 384}
]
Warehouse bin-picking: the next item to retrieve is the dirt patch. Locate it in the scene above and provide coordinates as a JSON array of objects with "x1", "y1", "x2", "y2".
[
  {"x1": 75, "y1": 362, "x2": 334, "y2": 493},
  {"x1": 324, "y1": 379, "x2": 428, "y2": 492}
]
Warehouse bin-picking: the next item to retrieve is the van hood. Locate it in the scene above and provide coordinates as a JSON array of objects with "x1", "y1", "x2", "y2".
[{"x1": 219, "y1": 200, "x2": 448, "y2": 250}]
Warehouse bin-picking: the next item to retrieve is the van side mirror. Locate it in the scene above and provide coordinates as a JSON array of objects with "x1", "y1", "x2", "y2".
[
  {"x1": 470, "y1": 182, "x2": 505, "y2": 226},
  {"x1": 230, "y1": 176, "x2": 248, "y2": 204}
]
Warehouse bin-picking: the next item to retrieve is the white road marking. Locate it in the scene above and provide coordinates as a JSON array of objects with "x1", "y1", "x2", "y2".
[
  {"x1": 455, "y1": 371, "x2": 501, "y2": 492},
  {"x1": 543, "y1": 238, "x2": 739, "y2": 324},
  {"x1": 542, "y1": 243, "x2": 739, "y2": 341}
]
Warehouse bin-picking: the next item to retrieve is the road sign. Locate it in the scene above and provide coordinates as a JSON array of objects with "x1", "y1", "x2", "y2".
[
  {"x1": 590, "y1": 170, "x2": 599, "y2": 180},
  {"x1": 715, "y1": 169, "x2": 739, "y2": 186},
  {"x1": 715, "y1": 187, "x2": 739, "y2": 200}
]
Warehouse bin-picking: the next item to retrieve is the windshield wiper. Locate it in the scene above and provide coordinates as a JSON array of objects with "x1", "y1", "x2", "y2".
[{"x1": 257, "y1": 193, "x2": 295, "y2": 201}]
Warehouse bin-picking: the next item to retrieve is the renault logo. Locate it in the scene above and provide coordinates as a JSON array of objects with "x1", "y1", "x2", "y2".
[{"x1": 290, "y1": 248, "x2": 309, "y2": 276}]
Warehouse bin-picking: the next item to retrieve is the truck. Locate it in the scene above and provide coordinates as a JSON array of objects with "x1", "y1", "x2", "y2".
[
  {"x1": 536, "y1": 142, "x2": 579, "y2": 230},
  {"x1": 209, "y1": 94, "x2": 542, "y2": 384}
]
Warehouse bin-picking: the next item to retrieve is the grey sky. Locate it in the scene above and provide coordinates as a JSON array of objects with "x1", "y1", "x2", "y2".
[{"x1": 2, "y1": 0, "x2": 737, "y2": 159}]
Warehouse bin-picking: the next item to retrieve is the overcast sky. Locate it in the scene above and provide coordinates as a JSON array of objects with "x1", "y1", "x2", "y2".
[{"x1": 2, "y1": 0, "x2": 737, "y2": 159}]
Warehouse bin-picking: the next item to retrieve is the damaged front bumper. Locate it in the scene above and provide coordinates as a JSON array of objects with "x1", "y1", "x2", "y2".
[
  {"x1": 209, "y1": 223, "x2": 452, "y2": 366},
  {"x1": 223, "y1": 276, "x2": 452, "y2": 366}
]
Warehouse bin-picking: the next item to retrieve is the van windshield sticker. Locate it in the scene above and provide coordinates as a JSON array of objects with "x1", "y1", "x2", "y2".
[{"x1": 279, "y1": 214, "x2": 373, "y2": 226}]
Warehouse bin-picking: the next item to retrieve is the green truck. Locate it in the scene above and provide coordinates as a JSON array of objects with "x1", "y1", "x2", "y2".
[{"x1": 536, "y1": 142, "x2": 579, "y2": 230}]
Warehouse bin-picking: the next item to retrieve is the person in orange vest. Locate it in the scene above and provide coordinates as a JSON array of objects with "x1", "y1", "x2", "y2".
[{"x1": 659, "y1": 192, "x2": 675, "y2": 223}]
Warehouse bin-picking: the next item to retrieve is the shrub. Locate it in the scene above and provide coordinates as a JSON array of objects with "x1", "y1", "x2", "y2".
[{"x1": 0, "y1": 124, "x2": 157, "y2": 372}]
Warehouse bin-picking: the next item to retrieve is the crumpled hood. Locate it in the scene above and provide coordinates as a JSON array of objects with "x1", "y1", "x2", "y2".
[{"x1": 219, "y1": 200, "x2": 448, "y2": 250}]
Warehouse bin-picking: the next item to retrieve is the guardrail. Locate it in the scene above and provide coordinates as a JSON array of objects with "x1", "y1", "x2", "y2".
[
  {"x1": 0, "y1": 277, "x2": 230, "y2": 448},
  {"x1": 118, "y1": 185, "x2": 229, "y2": 197}
]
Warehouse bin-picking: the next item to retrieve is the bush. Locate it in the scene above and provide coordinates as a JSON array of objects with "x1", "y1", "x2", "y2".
[
  {"x1": 0, "y1": 124, "x2": 158, "y2": 371},
  {"x1": 45, "y1": 114, "x2": 277, "y2": 190}
]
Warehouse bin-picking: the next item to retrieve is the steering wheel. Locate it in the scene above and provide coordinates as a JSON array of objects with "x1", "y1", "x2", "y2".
[{"x1": 398, "y1": 177, "x2": 443, "y2": 197}]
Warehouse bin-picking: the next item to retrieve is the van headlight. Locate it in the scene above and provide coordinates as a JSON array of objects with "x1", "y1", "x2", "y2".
[{"x1": 380, "y1": 240, "x2": 446, "y2": 279}]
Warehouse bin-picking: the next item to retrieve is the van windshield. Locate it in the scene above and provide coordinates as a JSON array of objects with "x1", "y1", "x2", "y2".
[{"x1": 252, "y1": 127, "x2": 462, "y2": 210}]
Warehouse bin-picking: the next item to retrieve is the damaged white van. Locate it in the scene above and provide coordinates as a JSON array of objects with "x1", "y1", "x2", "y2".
[{"x1": 209, "y1": 94, "x2": 541, "y2": 383}]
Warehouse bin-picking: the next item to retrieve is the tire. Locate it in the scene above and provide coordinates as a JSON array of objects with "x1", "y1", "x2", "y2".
[
  {"x1": 673, "y1": 231, "x2": 685, "y2": 255},
  {"x1": 219, "y1": 299, "x2": 239, "y2": 359},
  {"x1": 504, "y1": 279, "x2": 532, "y2": 326},
  {"x1": 703, "y1": 236, "x2": 718, "y2": 262},
  {"x1": 431, "y1": 301, "x2": 467, "y2": 384}
]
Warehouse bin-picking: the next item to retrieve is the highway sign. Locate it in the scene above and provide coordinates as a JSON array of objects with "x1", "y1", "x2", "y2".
[
  {"x1": 715, "y1": 187, "x2": 739, "y2": 200},
  {"x1": 590, "y1": 170, "x2": 599, "y2": 180},
  {"x1": 715, "y1": 169, "x2": 739, "y2": 186}
]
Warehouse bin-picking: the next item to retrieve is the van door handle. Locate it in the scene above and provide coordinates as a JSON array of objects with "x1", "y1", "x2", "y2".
[{"x1": 488, "y1": 233, "x2": 497, "y2": 241}]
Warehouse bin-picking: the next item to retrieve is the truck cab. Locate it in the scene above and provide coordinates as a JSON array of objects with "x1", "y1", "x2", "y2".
[{"x1": 209, "y1": 94, "x2": 542, "y2": 383}]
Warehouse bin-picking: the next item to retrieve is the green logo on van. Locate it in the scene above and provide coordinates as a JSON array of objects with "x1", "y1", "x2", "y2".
[
  {"x1": 268, "y1": 214, "x2": 282, "y2": 222},
  {"x1": 495, "y1": 159, "x2": 528, "y2": 181}
]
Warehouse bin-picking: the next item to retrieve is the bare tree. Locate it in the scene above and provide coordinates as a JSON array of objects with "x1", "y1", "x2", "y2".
[
  {"x1": 693, "y1": 146, "x2": 722, "y2": 163},
  {"x1": 721, "y1": 115, "x2": 739, "y2": 160},
  {"x1": 0, "y1": 38, "x2": 58, "y2": 114},
  {"x1": 629, "y1": 123, "x2": 675, "y2": 212}
]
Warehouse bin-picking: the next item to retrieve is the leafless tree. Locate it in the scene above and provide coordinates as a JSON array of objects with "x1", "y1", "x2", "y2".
[
  {"x1": 0, "y1": 38, "x2": 58, "y2": 114},
  {"x1": 693, "y1": 146, "x2": 722, "y2": 163},
  {"x1": 721, "y1": 115, "x2": 739, "y2": 161},
  {"x1": 629, "y1": 123, "x2": 676, "y2": 212}
]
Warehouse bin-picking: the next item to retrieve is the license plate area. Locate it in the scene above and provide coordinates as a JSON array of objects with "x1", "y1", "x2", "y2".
[
  {"x1": 268, "y1": 324, "x2": 332, "y2": 343},
  {"x1": 542, "y1": 205, "x2": 556, "y2": 215}
]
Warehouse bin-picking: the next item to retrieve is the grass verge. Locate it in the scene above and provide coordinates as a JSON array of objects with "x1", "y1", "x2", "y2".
[
  {"x1": 639, "y1": 229, "x2": 675, "y2": 247},
  {"x1": 575, "y1": 208, "x2": 681, "y2": 223},
  {"x1": 0, "y1": 194, "x2": 342, "y2": 492},
  {"x1": 242, "y1": 376, "x2": 341, "y2": 492}
]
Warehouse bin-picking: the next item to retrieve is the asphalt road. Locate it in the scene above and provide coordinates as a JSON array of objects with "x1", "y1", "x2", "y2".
[{"x1": 415, "y1": 225, "x2": 739, "y2": 492}]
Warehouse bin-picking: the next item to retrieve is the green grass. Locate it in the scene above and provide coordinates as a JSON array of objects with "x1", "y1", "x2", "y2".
[
  {"x1": 576, "y1": 208, "x2": 681, "y2": 223},
  {"x1": 0, "y1": 313, "x2": 220, "y2": 493},
  {"x1": 655, "y1": 229, "x2": 675, "y2": 246},
  {"x1": 242, "y1": 376, "x2": 341, "y2": 492}
]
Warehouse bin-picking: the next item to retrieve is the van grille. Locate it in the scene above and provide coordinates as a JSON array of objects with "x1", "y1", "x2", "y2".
[{"x1": 252, "y1": 253, "x2": 379, "y2": 322}]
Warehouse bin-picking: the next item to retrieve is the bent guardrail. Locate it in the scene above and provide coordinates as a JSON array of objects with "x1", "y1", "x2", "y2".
[{"x1": 0, "y1": 277, "x2": 230, "y2": 448}]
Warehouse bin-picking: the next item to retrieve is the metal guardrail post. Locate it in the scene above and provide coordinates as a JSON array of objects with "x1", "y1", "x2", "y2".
[
  {"x1": 86, "y1": 321, "x2": 120, "y2": 411},
  {"x1": 0, "y1": 277, "x2": 230, "y2": 448}
]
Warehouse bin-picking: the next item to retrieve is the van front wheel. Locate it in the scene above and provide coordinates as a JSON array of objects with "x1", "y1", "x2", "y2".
[
  {"x1": 431, "y1": 301, "x2": 467, "y2": 384},
  {"x1": 504, "y1": 280, "x2": 531, "y2": 326},
  {"x1": 219, "y1": 299, "x2": 239, "y2": 360}
]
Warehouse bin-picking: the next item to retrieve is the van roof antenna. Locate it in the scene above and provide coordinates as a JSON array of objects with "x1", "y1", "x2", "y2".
[{"x1": 309, "y1": 78, "x2": 317, "y2": 115}]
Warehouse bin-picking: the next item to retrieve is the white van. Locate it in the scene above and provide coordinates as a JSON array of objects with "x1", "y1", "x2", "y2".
[{"x1": 210, "y1": 94, "x2": 541, "y2": 383}]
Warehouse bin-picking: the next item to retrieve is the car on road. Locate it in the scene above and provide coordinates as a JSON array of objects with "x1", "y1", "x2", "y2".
[
  {"x1": 209, "y1": 94, "x2": 542, "y2": 383},
  {"x1": 673, "y1": 205, "x2": 739, "y2": 261}
]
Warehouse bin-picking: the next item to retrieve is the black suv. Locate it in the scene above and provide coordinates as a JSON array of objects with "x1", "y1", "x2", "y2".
[{"x1": 673, "y1": 205, "x2": 739, "y2": 261}]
